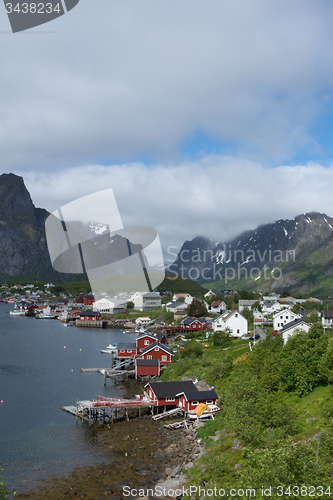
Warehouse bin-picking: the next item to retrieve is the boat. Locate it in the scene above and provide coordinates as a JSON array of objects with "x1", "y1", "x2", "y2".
[
  {"x1": 9, "y1": 304, "x2": 26, "y2": 316},
  {"x1": 9, "y1": 308, "x2": 26, "y2": 316},
  {"x1": 134, "y1": 327, "x2": 149, "y2": 335},
  {"x1": 101, "y1": 343, "x2": 117, "y2": 353},
  {"x1": 38, "y1": 313, "x2": 57, "y2": 319},
  {"x1": 187, "y1": 404, "x2": 221, "y2": 420}
]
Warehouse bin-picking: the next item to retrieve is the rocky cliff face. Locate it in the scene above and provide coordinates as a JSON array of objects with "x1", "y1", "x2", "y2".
[
  {"x1": 0, "y1": 173, "x2": 56, "y2": 278},
  {"x1": 168, "y1": 212, "x2": 333, "y2": 295}
]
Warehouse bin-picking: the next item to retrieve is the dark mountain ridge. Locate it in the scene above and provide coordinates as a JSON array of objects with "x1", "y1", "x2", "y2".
[{"x1": 169, "y1": 212, "x2": 333, "y2": 295}]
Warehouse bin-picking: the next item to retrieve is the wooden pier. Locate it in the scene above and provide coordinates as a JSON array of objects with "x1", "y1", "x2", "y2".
[{"x1": 61, "y1": 395, "x2": 157, "y2": 425}]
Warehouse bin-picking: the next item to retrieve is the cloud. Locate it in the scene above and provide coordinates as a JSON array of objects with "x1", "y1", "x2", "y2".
[
  {"x1": 19, "y1": 157, "x2": 333, "y2": 259},
  {"x1": 1, "y1": 0, "x2": 333, "y2": 168}
]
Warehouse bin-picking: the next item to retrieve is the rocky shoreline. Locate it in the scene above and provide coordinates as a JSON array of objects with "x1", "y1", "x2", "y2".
[
  {"x1": 13, "y1": 416, "x2": 206, "y2": 500},
  {"x1": 13, "y1": 377, "x2": 208, "y2": 500}
]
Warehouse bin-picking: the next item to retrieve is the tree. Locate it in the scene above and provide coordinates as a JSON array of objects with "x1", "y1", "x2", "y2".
[
  {"x1": 212, "y1": 328, "x2": 232, "y2": 347},
  {"x1": 179, "y1": 340, "x2": 204, "y2": 358},
  {"x1": 187, "y1": 298, "x2": 207, "y2": 317},
  {"x1": 306, "y1": 309, "x2": 320, "y2": 324},
  {"x1": 318, "y1": 337, "x2": 333, "y2": 385}
]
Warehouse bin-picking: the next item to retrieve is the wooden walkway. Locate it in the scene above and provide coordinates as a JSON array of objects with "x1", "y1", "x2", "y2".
[{"x1": 61, "y1": 395, "x2": 157, "y2": 425}]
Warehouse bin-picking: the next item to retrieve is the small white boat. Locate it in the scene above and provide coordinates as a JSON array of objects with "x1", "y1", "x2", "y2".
[
  {"x1": 10, "y1": 308, "x2": 26, "y2": 316},
  {"x1": 101, "y1": 343, "x2": 117, "y2": 353}
]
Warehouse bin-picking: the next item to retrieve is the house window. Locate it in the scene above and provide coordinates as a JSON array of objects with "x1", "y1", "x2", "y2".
[
  {"x1": 166, "y1": 397, "x2": 175, "y2": 402},
  {"x1": 235, "y1": 313, "x2": 238, "y2": 318},
  {"x1": 127, "y1": 350, "x2": 132, "y2": 353},
  {"x1": 144, "y1": 340, "x2": 149, "y2": 345},
  {"x1": 206, "y1": 400, "x2": 213, "y2": 404},
  {"x1": 147, "y1": 355, "x2": 152, "y2": 359},
  {"x1": 120, "y1": 350, "x2": 125, "y2": 353},
  {"x1": 162, "y1": 355, "x2": 167, "y2": 361},
  {"x1": 155, "y1": 347, "x2": 159, "y2": 351},
  {"x1": 237, "y1": 329, "x2": 240, "y2": 334},
  {"x1": 191, "y1": 401, "x2": 199, "y2": 406}
]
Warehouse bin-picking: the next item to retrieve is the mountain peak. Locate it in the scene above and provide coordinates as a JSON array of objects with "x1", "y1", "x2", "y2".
[{"x1": 0, "y1": 173, "x2": 35, "y2": 222}]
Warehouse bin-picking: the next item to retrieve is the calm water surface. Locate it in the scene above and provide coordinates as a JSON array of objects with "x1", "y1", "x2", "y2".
[{"x1": 0, "y1": 303, "x2": 136, "y2": 492}]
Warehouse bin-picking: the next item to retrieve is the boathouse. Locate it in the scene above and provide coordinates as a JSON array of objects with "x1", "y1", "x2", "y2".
[
  {"x1": 145, "y1": 381, "x2": 198, "y2": 407},
  {"x1": 135, "y1": 359, "x2": 160, "y2": 378},
  {"x1": 79, "y1": 311, "x2": 102, "y2": 322},
  {"x1": 176, "y1": 390, "x2": 218, "y2": 412},
  {"x1": 141, "y1": 341, "x2": 172, "y2": 365},
  {"x1": 116, "y1": 342, "x2": 138, "y2": 358}
]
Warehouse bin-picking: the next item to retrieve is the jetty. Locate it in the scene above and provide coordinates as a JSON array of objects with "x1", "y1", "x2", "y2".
[{"x1": 61, "y1": 394, "x2": 157, "y2": 425}]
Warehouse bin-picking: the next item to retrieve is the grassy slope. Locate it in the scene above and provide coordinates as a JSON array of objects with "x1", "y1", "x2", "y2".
[{"x1": 160, "y1": 334, "x2": 333, "y2": 497}]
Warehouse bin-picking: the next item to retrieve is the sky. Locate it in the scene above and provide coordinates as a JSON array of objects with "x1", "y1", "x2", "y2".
[{"x1": 2, "y1": 0, "x2": 333, "y2": 260}]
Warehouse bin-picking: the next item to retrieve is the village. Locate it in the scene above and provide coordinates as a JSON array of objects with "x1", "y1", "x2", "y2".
[{"x1": 2, "y1": 281, "x2": 332, "y2": 429}]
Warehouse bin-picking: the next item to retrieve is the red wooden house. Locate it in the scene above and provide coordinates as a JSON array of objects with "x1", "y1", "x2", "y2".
[
  {"x1": 68, "y1": 310, "x2": 81, "y2": 319},
  {"x1": 116, "y1": 342, "x2": 137, "y2": 358},
  {"x1": 83, "y1": 294, "x2": 95, "y2": 306},
  {"x1": 136, "y1": 332, "x2": 167, "y2": 354},
  {"x1": 135, "y1": 359, "x2": 160, "y2": 378},
  {"x1": 145, "y1": 381, "x2": 198, "y2": 407},
  {"x1": 141, "y1": 342, "x2": 172, "y2": 365},
  {"x1": 79, "y1": 311, "x2": 102, "y2": 321},
  {"x1": 176, "y1": 390, "x2": 218, "y2": 413},
  {"x1": 180, "y1": 316, "x2": 209, "y2": 331}
]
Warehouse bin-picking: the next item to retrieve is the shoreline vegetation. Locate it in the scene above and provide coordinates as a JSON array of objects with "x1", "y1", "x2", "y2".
[{"x1": 7, "y1": 322, "x2": 333, "y2": 499}]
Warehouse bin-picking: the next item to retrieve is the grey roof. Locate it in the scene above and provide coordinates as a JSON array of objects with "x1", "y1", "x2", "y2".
[
  {"x1": 323, "y1": 311, "x2": 333, "y2": 319},
  {"x1": 137, "y1": 332, "x2": 165, "y2": 341},
  {"x1": 80, "y1": 310, "x2": 100, "y2": 316},
  {"x1": 136, "y1": 359, "x2": 159, "y2": 366},
  {"x1": 169, "y1": 301, "x2": 186, "y2": 308},
  {"x1": 182, "y1": 316, "x2": 204, "y2": 325},
  {"x1": 141, "y1": 341, "x2": 172, "y2": 355},
  {"x1": 117, "y1": 342, "x2": 137, "y2": 350},
  {"x1": 146, "y1": 381, "x2": 198, "y2": 398},
  {"x1": 280, "y1": 319, "x2": 310, "y2": 333},
  {"x1": 180, "y1": 390, "x2": 218, "y2": 401},
  {"x1": 239, "y1": 300, "x2": 256, "y2": 306}
]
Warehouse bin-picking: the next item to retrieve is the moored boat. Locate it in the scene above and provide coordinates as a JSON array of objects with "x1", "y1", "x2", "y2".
[{"x1": 101, "y1": 342, "x2": 117, "y2": 353}]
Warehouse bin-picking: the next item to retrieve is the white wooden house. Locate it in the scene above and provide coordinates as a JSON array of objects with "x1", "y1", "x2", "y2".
[
  {"x1": 322, "y1": 311, "x2": 333, "y2": 329},
  {"x1": 280, "y1": 319, "x2": 311, "y2": 343},
  {"x1": 273, "y1": 309, "x2": 301, "y2": 331},
  {"x1": 211, "y1": 310, "x2": 248, "y2": 337}
]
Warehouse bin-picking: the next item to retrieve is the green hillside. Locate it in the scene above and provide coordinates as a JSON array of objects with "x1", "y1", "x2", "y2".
[
  {"x1": 157, "y1": 273, "x2": 205, "y2": 296},
  {"x1": 162, "y1": 325, "x2": 333, "y2": 498}
]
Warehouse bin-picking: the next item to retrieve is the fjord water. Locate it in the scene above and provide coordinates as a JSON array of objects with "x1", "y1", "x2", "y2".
[{"x1": 0, "y1": 303, "x2": 134, "y2": 492}]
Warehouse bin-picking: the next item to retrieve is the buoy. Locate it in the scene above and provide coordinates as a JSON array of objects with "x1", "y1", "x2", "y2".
[
  {"x1": 79, "y1": 349, "x2": 82, "y2": 351},
  {"x1": 64, "y1": 346, "x2": 66, "y2": 349},
  {"x1": 1, "y1": 400, "x2": 3, "y2": 403},
  {"x1": 71, "y1": 370, "x2": 73, "y2": 372}
]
